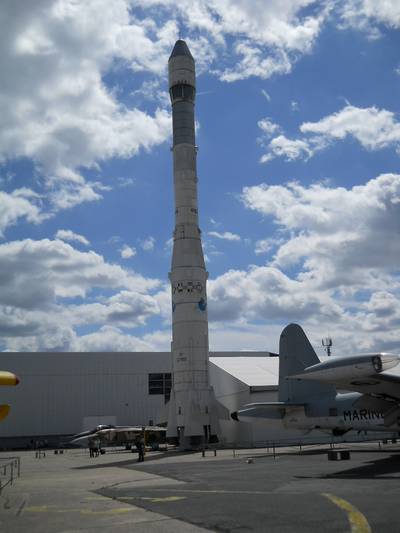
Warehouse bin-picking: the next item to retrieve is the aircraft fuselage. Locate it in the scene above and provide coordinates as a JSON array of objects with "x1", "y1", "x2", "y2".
[{"x1": 282, "y1": 393, "x2": 392, "y2": 433}]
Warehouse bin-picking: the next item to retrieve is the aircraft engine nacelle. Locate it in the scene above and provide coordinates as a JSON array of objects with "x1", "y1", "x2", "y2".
[
  {"x1": 328, "y1": 356, "x2": 384, "y2": 379},
  {"x1": 291, "y1": 353, "x2": 399, "y2": 382}
]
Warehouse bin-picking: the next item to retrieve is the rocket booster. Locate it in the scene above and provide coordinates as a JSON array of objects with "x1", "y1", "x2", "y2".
[{"x1": 167, "y1": 40, "x2": 218, "y2": 447}]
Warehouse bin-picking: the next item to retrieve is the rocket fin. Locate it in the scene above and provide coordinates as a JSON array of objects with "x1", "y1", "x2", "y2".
[{"x1": 166, "y1": 395, "x2": 178, "y2": 439}]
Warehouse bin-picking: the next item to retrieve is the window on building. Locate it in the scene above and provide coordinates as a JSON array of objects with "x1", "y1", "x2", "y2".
[{"x1": 148, "y1": 373, "x2": 172, "y2": 402}]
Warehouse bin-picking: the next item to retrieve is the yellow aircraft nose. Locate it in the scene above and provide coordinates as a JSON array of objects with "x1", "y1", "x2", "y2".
[
  {"x1": 0, "y1": 371, "x2": 20, "y2": 386},
  {"x1": 0, "y1": 405, "x2": 10, "y2": 421}
]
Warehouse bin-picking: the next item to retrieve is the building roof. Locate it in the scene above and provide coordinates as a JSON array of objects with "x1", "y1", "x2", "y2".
[{"x1": 210, "y1": 356, "x2": 279, "y2": 387}]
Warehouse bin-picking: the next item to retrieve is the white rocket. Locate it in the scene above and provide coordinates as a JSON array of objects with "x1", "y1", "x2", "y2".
[{"x1": 167, "y1": 40, "x2": 219, "y2": 448}]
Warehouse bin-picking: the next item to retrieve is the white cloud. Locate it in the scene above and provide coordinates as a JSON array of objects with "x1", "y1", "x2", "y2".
[
  {"x1": 0, "y1": 238, "x2": 163, "y2": 351},
  {"x1": 0, "y1": 188, "x2": 44, "y2": 236},
  {"x1": 208, "y1": 265, "x2": 341, "y2": 324},
  {"x1": 0, "y1": 0, "x2": 335, "y2": 220},
  {"x1": 131, "y1": 79, "x2": 169, "y2": 107},
  {"x1": 341, "y1": 0, "x2": 400, "y2": 37},
  {"x1": 242, "y1": 173, "x2": 400, "y2": 292},
  {"x1": 3, "y1": 1, "x2": 395, "y2": 221},
  {"x1": 73, "y1": 326, "x2": 156, "y2": 352},
  {"x1": 197, "y1": 172, "x2": 400, "y2": 353},
  {"x1": 262, "y1": 134, "x2": 314, "y2": 162},
  {"x1": 0, "y1": 239, "x2": 158, "y2": 306},
  {"x1": 134, "y1": 0, "x2": 328, "y2": 81},
  {"x1": 0, "y1": 0, "x2": 330, "y2": 211},
  {"x1": 0, "y1": 1, "x2": 172, "y2": 211},
  {"x1": 120, "y1": 245, "x2": 136, "y2": 259},
  {"x1": 364, "y1": 291, "x2": 399, "y2": 318},
  {"x1": 117, "y1": 177, "x2": 135, "y2": 188},
  {"x1": 55, "y1": 229, "x2": 89, "y2": 246},
  {"x1": 209, "y1": 322, "x2": 284, "y2": 354},
  {"x1": 255, "y1": 239, "x2": 274, "y2": 255},
  {"x1": 300, "y1": 105, "x2": 400, "y2": 150},
  {"x1": 208, "y1": 231, "x2": 241, "y2": 241},
  {"x1": 65, "y1": 290, "x2": 160, "y2": 329},
  {"x1": 141, "y1": 236, "x2": 155, "y2": 251},
  {"x1": 258, "y1": 118, "x2": 280, "y2": 139},
  {"x1": 261, "y1": 105, "x2": 400, "y2": 163},
  {"x1": 219, "y1": 41, "x2": 292, "y2": 82}
]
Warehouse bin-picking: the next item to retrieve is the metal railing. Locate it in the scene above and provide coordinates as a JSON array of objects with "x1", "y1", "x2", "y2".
[
  {"x1": 219, "y1": 430, "x2": 400, "y2": 451},
  {"x1": 0, "y1": 457, "x2": 20, "y2": 492},
  {"x1": 197, "y1": 431, "x2": 399, "y2": 459}
]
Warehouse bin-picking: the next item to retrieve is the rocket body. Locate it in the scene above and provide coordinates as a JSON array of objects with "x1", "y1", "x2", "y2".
[{"x1": 167, "y1": 40, "x2": 218, "y2": 447}]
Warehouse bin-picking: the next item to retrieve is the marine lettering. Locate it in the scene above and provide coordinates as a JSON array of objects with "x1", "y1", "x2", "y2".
[{"x1": 342, "y1": 409, "x2": 383, "y2": 422}]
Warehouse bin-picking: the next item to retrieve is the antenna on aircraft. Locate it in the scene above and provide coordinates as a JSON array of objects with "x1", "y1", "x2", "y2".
[{"x1": 322, "y1": 337, "x2": 333, "y2": 356}]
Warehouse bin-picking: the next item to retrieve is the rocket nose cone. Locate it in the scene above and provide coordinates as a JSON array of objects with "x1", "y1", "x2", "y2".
[{"x1": 169, "y1": 39, "x2": 194, "y2": 61}]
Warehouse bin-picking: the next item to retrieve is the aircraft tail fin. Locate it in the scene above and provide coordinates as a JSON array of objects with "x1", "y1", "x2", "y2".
[{"x1": 278, "y1": 324, "x2": 336, "y2": 403}]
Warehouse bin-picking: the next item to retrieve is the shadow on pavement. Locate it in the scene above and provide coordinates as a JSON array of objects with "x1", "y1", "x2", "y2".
[
  {"x1": 297, "y1": 453, "x2": 400, "y2": 480},
  {"x1": 71, "y1": 450, "x2": 197, "y2": 470}
]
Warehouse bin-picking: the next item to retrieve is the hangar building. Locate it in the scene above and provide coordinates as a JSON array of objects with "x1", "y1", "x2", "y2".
[
  {"x1": 0, "y1": 350, "x2": 313, "y2": 449},
  {"x1": 0, "y1": 351, "x2": 385, "y2": 449}
]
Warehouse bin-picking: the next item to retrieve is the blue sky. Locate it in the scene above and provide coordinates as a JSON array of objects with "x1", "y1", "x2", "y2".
[{"x1": 1, "y1": 0, "x2": 399, "y2": 355}]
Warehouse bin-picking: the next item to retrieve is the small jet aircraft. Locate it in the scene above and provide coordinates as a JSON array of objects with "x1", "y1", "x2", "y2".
[
  {"x1": 231, "y1": 324, "x2": 400, "y2": 436},
  {"x1": 70, "y1": 424, "x2": 167, "y2": 451}
]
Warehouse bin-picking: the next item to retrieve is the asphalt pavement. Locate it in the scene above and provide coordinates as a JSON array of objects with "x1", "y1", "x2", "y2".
[{"x1": 1, "y1": 443, "x2": 399, "y2": 532}]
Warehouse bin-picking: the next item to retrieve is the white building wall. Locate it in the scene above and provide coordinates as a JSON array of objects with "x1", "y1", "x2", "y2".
[
  {"x1": 0, "y1": 352, "x2": 171, "y2": 441},
  {"x1": 0, "y1": 351, "x2": 362, "y2": 448}
]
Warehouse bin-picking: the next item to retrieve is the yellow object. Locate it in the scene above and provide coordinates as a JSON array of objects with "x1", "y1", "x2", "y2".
[
  {"x1": 0, "y1": 371, "x2": 20, "y2": 386},
  {"x1": 323, "y1": 492, "x2": 371, "y2": 533},
  {"x1": 0, "y1": 404, "x2": 10, "y2": 421},
  {"x1": 0, "y1": 371, "x2": 19, "y2": 422}
]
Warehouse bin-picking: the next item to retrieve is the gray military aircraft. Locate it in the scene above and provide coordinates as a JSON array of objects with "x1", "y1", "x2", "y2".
[
  {"x1": 232, "y1": 323, "x2": 400, "y2": 436},
  {"x1": 70, "y1": 424, "x2": 166, "y2": 451}
]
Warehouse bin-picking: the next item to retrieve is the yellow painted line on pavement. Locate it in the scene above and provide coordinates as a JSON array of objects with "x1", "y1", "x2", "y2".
[
  {"x1": 323, "y1": 493, "x2": 371, "y2": 533},
  {"x1": 25, "y1": 505, "x2": 135, "y2": 515},
  {"x1": 85, "y1": 496, "x2": 111, "y2": 501},
  {"x1": 121, "y1": 489, "x2": 269, "y2": 496},
  {"x1": 25, "y1": 505, "x2": 50, "y2": 513},
  {"x1": 141, "y1": 496, "x2": 186, "y2": 503},
  {"x1": 81, "y1": 507, "x2": 134, "y2": 515},
  {"x1": 114, "y1": 495, "x2": 187, "y2": 503}
]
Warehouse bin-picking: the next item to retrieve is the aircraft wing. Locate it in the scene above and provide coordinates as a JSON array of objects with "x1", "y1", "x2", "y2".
[
  {"x1": 96, "y1": 427, "x2": 143, "y2": 443},
  {"x1": 71, "y1": 425, "x2": 166, "y2": 446},
  {"x1": 290, "y1": 353, "x2": 400, "y2": 406}
]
